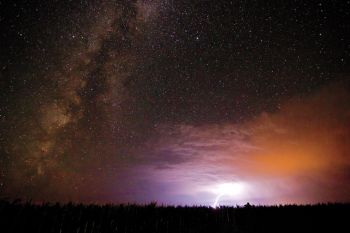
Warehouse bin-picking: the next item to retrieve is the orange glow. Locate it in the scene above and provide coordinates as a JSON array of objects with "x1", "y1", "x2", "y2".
[
  {"x1": 240, "y1": 83, "x2": 350, "y2": 179},
  {"x1": 251, "y1": 148, "x2": 326, "y2": 176}
]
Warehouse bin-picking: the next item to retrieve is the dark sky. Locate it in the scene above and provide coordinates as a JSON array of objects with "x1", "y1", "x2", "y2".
[{"x1": 0, "y1": 0, "x2": 349, "y2": 205}]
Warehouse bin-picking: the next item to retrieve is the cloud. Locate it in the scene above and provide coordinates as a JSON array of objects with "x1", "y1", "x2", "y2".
[
  {"x1": 245, "y1": 81, "x2": 350, "y2": 177},
  {"x1": 141, "y1": 81, "x2": 350, "y2": 204}
]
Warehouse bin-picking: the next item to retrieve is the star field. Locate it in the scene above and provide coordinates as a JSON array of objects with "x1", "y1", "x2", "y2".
[{"x1": 0, "y1": 0, "x2": 349, "y2": 204}]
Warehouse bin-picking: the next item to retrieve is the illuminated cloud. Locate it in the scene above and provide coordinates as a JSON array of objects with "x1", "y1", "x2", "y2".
[{"x1": 140, "y1": 81, "x2": 350, "y2": 205}]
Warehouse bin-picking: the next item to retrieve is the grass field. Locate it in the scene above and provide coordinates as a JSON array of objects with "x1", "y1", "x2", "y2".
[{"x1": 0, "y1": 200, "x2": 349, "y2": 233}]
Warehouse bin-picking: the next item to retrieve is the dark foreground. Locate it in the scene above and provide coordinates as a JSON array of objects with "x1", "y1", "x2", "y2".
[{"x1": 0, "y1": 200, "x2": 349, "y2": 233}]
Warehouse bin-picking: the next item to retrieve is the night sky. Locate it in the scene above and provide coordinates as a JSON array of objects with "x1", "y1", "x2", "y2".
[{"x1": 1, "y1": 0, "x2": 350, "y2": 206}]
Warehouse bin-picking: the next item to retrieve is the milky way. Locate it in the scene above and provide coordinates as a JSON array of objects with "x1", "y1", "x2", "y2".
[{"x1": 0, "y1": 0, "x2": 349, "y2": 205}]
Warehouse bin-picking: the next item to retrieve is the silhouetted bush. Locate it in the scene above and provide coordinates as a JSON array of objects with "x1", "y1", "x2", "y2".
[{"x1": 0, "y1": 200, "x2": 348, "y2": 233}]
